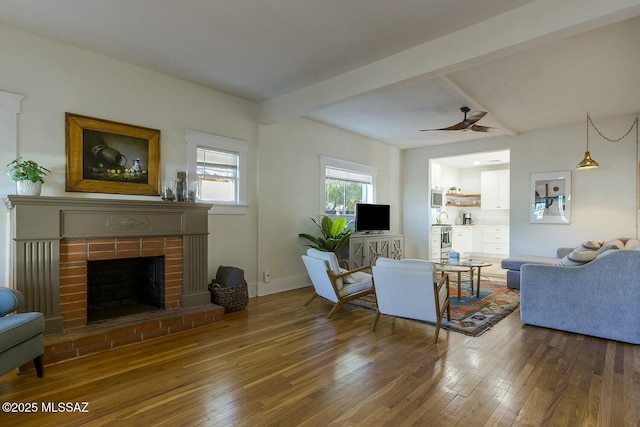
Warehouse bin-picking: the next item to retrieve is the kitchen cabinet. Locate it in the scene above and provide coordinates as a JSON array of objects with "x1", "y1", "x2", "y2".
[
  {"x1": 481, "y1": 170, "x2": 510, "y2": 210},
  {"x1": 451, "y1": 226, "x2": 473, "y2": 256},
  {"x1": 481, "y1": 226, "x2": 509, "y2": 256},
  {"x1": 349, "y1": 234, "x2": 404, "y2": 268}
]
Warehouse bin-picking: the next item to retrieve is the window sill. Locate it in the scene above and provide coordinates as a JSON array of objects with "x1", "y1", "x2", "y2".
[{"x1": 208, "y1": 204, "x2": 249, "y2": 215}]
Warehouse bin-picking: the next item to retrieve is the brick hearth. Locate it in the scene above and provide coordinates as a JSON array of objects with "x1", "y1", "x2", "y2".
[{"x1": 43, "y1": 303, "x2": 224, "y2": 365}]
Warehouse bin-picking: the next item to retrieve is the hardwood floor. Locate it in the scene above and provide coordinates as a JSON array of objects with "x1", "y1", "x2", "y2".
[{"x1": 1, "y1": 287, "x2": 638, "y2": 426}]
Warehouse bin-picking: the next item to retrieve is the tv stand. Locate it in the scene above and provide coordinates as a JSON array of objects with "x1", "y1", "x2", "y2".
[{"x1": 348, "y1": 234, "x2": 404, "y2": 268}]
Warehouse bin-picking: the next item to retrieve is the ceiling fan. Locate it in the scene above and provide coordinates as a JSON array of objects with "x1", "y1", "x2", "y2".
[{"x1": 421, "y1": 106, "x2": 500, "y2": 133}]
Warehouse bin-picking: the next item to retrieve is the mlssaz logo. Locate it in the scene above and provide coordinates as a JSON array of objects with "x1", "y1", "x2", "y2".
[{"x1": 41, "y1": 402, "x2": 89, "y2": 413}]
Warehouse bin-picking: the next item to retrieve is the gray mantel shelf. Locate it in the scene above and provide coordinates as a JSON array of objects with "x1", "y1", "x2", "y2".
[{"x1": 6, "y1": 195, "x2": 214, "y2": 334}]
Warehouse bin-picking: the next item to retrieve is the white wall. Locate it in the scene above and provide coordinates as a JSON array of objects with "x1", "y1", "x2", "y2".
[
  {"x1": 257, "y1": 118, "x2": 403, "y2": 295},
  {"x1": 509, "y1": 115, "x2": 637, "y2": 256},
  {"x1": 0, "y1": 23, "x2": 403, "y2": 298},
  {"x1": 404, "y1": 115, "x2": 638, "y2": 258},
  {"x1": 0, "y1": 23, "x2": 260, "y2": 284}
]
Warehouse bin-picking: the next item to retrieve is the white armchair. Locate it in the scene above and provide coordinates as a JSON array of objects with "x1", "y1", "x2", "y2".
[
  {"x1": 302, "y1": 248, "x2": 374, "y2": 318},
  {"x1": 371, "y1": 258, "x2": 450, "y2": 343}
]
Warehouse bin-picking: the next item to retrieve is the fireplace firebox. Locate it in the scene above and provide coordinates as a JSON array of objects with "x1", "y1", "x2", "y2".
[{"x1": 87, "y1": 256, "x2": 165, "y2": 323}]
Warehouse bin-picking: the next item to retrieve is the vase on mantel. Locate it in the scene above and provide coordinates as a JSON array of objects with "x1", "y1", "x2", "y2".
[{"x1": 16, "y1": 180, "x2": 42, "y2": 196}]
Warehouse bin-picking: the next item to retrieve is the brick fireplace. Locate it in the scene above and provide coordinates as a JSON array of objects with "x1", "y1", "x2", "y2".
[
  {"x1": 6, "y1": 196, "x2": 215, "y2": 335},
  {"x1": 59, "y1": 236, "x2": 183, "y2": 329}
]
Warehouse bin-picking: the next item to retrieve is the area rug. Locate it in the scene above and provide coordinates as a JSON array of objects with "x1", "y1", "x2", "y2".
[{"x1": 350, "y1": 279, "x2": 519, "y2": 337}]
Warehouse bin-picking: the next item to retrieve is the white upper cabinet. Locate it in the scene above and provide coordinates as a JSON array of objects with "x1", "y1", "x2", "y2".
[{"x1": 481, "y1": 170, "x2": 510, "y2": 210}]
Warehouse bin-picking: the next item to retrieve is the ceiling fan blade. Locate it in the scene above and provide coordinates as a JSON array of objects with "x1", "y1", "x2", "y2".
[
  {"x1": 420, "y1": 108, "x2": 497, "y2": 132},
  {"x1": 465, "y1": 111, "x2": 487, "y2": 125},
  {"x1": 420, "y1": 121, "x2": 468, "y2": 132},
  {"x1": 470, "y1": 124, "x2": 501, "y2": 133}
]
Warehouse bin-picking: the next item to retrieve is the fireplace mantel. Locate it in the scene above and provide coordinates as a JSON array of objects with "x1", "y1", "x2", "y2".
[{"x1": 6, "y1": 195, "x2": 213, "y2": 333}]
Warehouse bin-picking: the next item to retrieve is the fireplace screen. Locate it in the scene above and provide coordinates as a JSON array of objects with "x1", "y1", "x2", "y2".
[{"x1": 87, "y1": 256, "x2": 165, "y2": 323}]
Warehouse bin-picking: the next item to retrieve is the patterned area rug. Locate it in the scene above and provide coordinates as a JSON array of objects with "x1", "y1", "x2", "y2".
[{"x1": 350, "y1": 280, "x2": 519, "y2": 337}]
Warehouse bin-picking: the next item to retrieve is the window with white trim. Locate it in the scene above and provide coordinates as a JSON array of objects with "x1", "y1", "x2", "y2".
[
  {"x1": 196, "y1": 147, "x2": 239, "y2": 203},
  {"x1": 320, "y1": 157, "x2": 376, "y2": 216},
  {"x1": 186, "y1": 130, "x2": 249, "y2": 214}
]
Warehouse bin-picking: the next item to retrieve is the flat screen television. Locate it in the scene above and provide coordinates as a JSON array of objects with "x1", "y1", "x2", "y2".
[{"x1": 355, "y1": 203, "x2": 390, "y2": 233}]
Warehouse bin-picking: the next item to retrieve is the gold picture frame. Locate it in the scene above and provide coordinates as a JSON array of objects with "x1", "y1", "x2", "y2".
[{"x1": 66, "y1": 113, "x2": 160, "y2": 196}]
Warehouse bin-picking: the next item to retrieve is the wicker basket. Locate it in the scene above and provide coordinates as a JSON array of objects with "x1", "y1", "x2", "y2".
[{"x1": 208, "y1": 281, "x2": 248, "y2": 313}]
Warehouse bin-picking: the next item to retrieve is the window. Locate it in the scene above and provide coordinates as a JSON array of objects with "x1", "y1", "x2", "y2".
[
  {"x1": 320, "y1": 157, "x2": 376, "y2": 216},
  {"x1": 196, "y1": 147, "x2": 238, "y2": 203},
  {"x1": 186, "y1": 130, "x2": 249, "y2": 214}
]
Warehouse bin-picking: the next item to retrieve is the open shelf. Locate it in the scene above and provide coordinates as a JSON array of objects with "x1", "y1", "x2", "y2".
[{"x1": 446, "y1": 193, "x2": 481, "y2": 207}]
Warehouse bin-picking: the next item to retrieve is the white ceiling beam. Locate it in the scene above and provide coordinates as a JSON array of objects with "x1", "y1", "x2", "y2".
[
  {"x1": 432, "y1": 76, "x2": 517, "y2": 136},
  {"x1": 260, "y1": 0, "x2": 640, "y2": 124}
]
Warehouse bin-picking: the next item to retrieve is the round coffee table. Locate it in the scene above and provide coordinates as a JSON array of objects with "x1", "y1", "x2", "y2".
[
  {"x1": 458, "y1": 260, "x2": 493, "y2": 297},
  {"x1": 431, "y1": 260, "x2": 474, "y2": 300}
]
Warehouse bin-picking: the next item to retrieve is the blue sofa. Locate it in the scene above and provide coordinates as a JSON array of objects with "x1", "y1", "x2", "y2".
[
  {"x1": 0, "y1": 287, "x2": 45, "y2": 377},
  {"x1": 520, "y1": 245, "x2": 640, "y2": 344}
]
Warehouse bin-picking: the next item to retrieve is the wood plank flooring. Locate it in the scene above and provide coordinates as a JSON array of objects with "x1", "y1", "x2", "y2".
[{"x1": 1, "y1": 287, "x2": 638, "y2": 426}]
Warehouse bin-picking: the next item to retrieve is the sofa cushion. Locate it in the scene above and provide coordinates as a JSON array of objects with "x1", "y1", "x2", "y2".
[{"x1": 501, "y1": 255, "x2": 558, "y2": 271}]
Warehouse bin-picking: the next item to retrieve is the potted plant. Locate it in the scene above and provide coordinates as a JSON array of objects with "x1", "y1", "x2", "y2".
[
  {"x1": 298, "y1": 215, "x2": 353, "y2": 255},
  {"x1": 7, "y1": 157, "x2": 51, "y2": 196},
  {"x1": 449, "y1": 186, "x2": 461, "y2": 194}
]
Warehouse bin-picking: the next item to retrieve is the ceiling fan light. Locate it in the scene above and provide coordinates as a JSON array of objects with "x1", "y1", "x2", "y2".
[{"x1": 577, "y1": 151, "x2": 599, "y2": 169}]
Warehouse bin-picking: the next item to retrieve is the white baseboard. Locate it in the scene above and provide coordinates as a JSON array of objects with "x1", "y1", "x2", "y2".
[{"x1": 255, "y1": 273, "x2": 310, "y2": 297}]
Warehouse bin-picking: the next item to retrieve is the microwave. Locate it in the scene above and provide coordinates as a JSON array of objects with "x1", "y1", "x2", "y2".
[{"x1": 431, "y1": 189, "x2": 443, "y2": 207}]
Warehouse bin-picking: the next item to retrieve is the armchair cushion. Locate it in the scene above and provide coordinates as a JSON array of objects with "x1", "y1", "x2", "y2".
[
  {"x1": 0, "y1": 312, "x2": 44, "y2": 354},
  {"x1": 0, "y1": 287, "x2": 45, "y2": 378}
]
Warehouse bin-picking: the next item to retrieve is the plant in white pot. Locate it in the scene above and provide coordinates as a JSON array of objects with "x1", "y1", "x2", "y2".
[{"x1": 7, "y1": 157, "x2": 51, "y2": 196}]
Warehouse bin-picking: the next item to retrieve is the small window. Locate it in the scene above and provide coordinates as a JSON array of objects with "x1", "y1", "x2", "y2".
[
  {"x1": 320, "y1": 157, "x2": 376, "y2": 216},
  {"x1": 196, "y1": 147, "x2": 239, "y2": 203},
  {"x1": 186, "y1": 130, "x2": 249, "y2": 214}
]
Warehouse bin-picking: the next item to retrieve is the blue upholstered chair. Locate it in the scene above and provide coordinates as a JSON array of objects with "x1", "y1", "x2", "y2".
[{"x1": 0, "y1": 287, "x2": 44, "y2": 377}]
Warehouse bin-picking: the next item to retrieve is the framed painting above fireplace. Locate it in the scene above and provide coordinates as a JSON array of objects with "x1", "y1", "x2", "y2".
[{"x1": 65, "y1": 113, "x2": 161, "y2": 196}]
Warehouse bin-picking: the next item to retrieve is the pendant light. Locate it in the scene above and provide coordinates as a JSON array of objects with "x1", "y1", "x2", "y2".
[{"x1": 577, "y1": 113, "x2": 599, "y2": 169}]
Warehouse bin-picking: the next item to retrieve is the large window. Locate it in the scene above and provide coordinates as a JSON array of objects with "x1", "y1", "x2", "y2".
[
  {"x1": 186, "y1": 130, "x2": 249, "y2": 214},
  {"x1": 321, "y1": 157, "x2": 376, "y2": 216}
]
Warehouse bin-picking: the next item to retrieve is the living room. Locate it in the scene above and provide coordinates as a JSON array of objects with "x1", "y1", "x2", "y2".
[{"x1": 1, "y1": 1, "x2": 640, "y2": 425}]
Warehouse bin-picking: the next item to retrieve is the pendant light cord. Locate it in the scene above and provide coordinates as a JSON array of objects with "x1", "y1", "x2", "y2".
[{"x1": 586, "y1": 113, "x2": 639, "y2": 237}]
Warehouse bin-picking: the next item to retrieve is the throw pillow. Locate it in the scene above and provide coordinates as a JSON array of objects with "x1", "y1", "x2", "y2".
[
  {"x1": 340, "y1": 268, "x2": 357, "y2": 284},
  {"x1": 596, "y1": 239, "x2": 625, "y2": 255},
  {"x1": 557, "y1": 240, "x2": 601, "y2": 266},
  {"x1": 342, "y1": 270, "x2": 371, "y2": 285},
  {"x1": 625, "y1": 238, "x2": 640, "y2": 250}
]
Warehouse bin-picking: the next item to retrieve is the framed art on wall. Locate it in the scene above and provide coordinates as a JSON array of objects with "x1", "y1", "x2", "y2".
[
  {"x1": 530, "y1": 171, "x2": 571, "y2": 224},
  {"x1": 66, "y1": 113, "x2": 160, "y2": 196}
]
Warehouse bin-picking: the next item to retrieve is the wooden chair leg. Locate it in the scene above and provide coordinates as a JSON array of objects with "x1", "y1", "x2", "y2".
[
  {"x1": 372, "y1": 310, "x2": 381, "y2": 331},
  {"x1": 304, "y1": 293, "x2": 317, "y2": 306},
  {"x1": 34, "y1": 355, "x2": 44, "y2": 378},
  {"x1": 326, "y1": 301, "x2": 343, "y2": 318}
]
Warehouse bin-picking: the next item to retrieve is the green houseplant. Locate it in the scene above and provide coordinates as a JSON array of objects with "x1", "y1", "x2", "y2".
[
  {"x1": 7, "y1": 157, "x2": 51, "y2": 196},
  {"x1": 298, "y1": 215, "x2": 353, "y2": 253}
]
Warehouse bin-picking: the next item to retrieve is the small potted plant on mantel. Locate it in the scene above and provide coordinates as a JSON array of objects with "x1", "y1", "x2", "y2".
[{"x1": 7, "y1": 157, "x2": 51, "y2": 196}]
